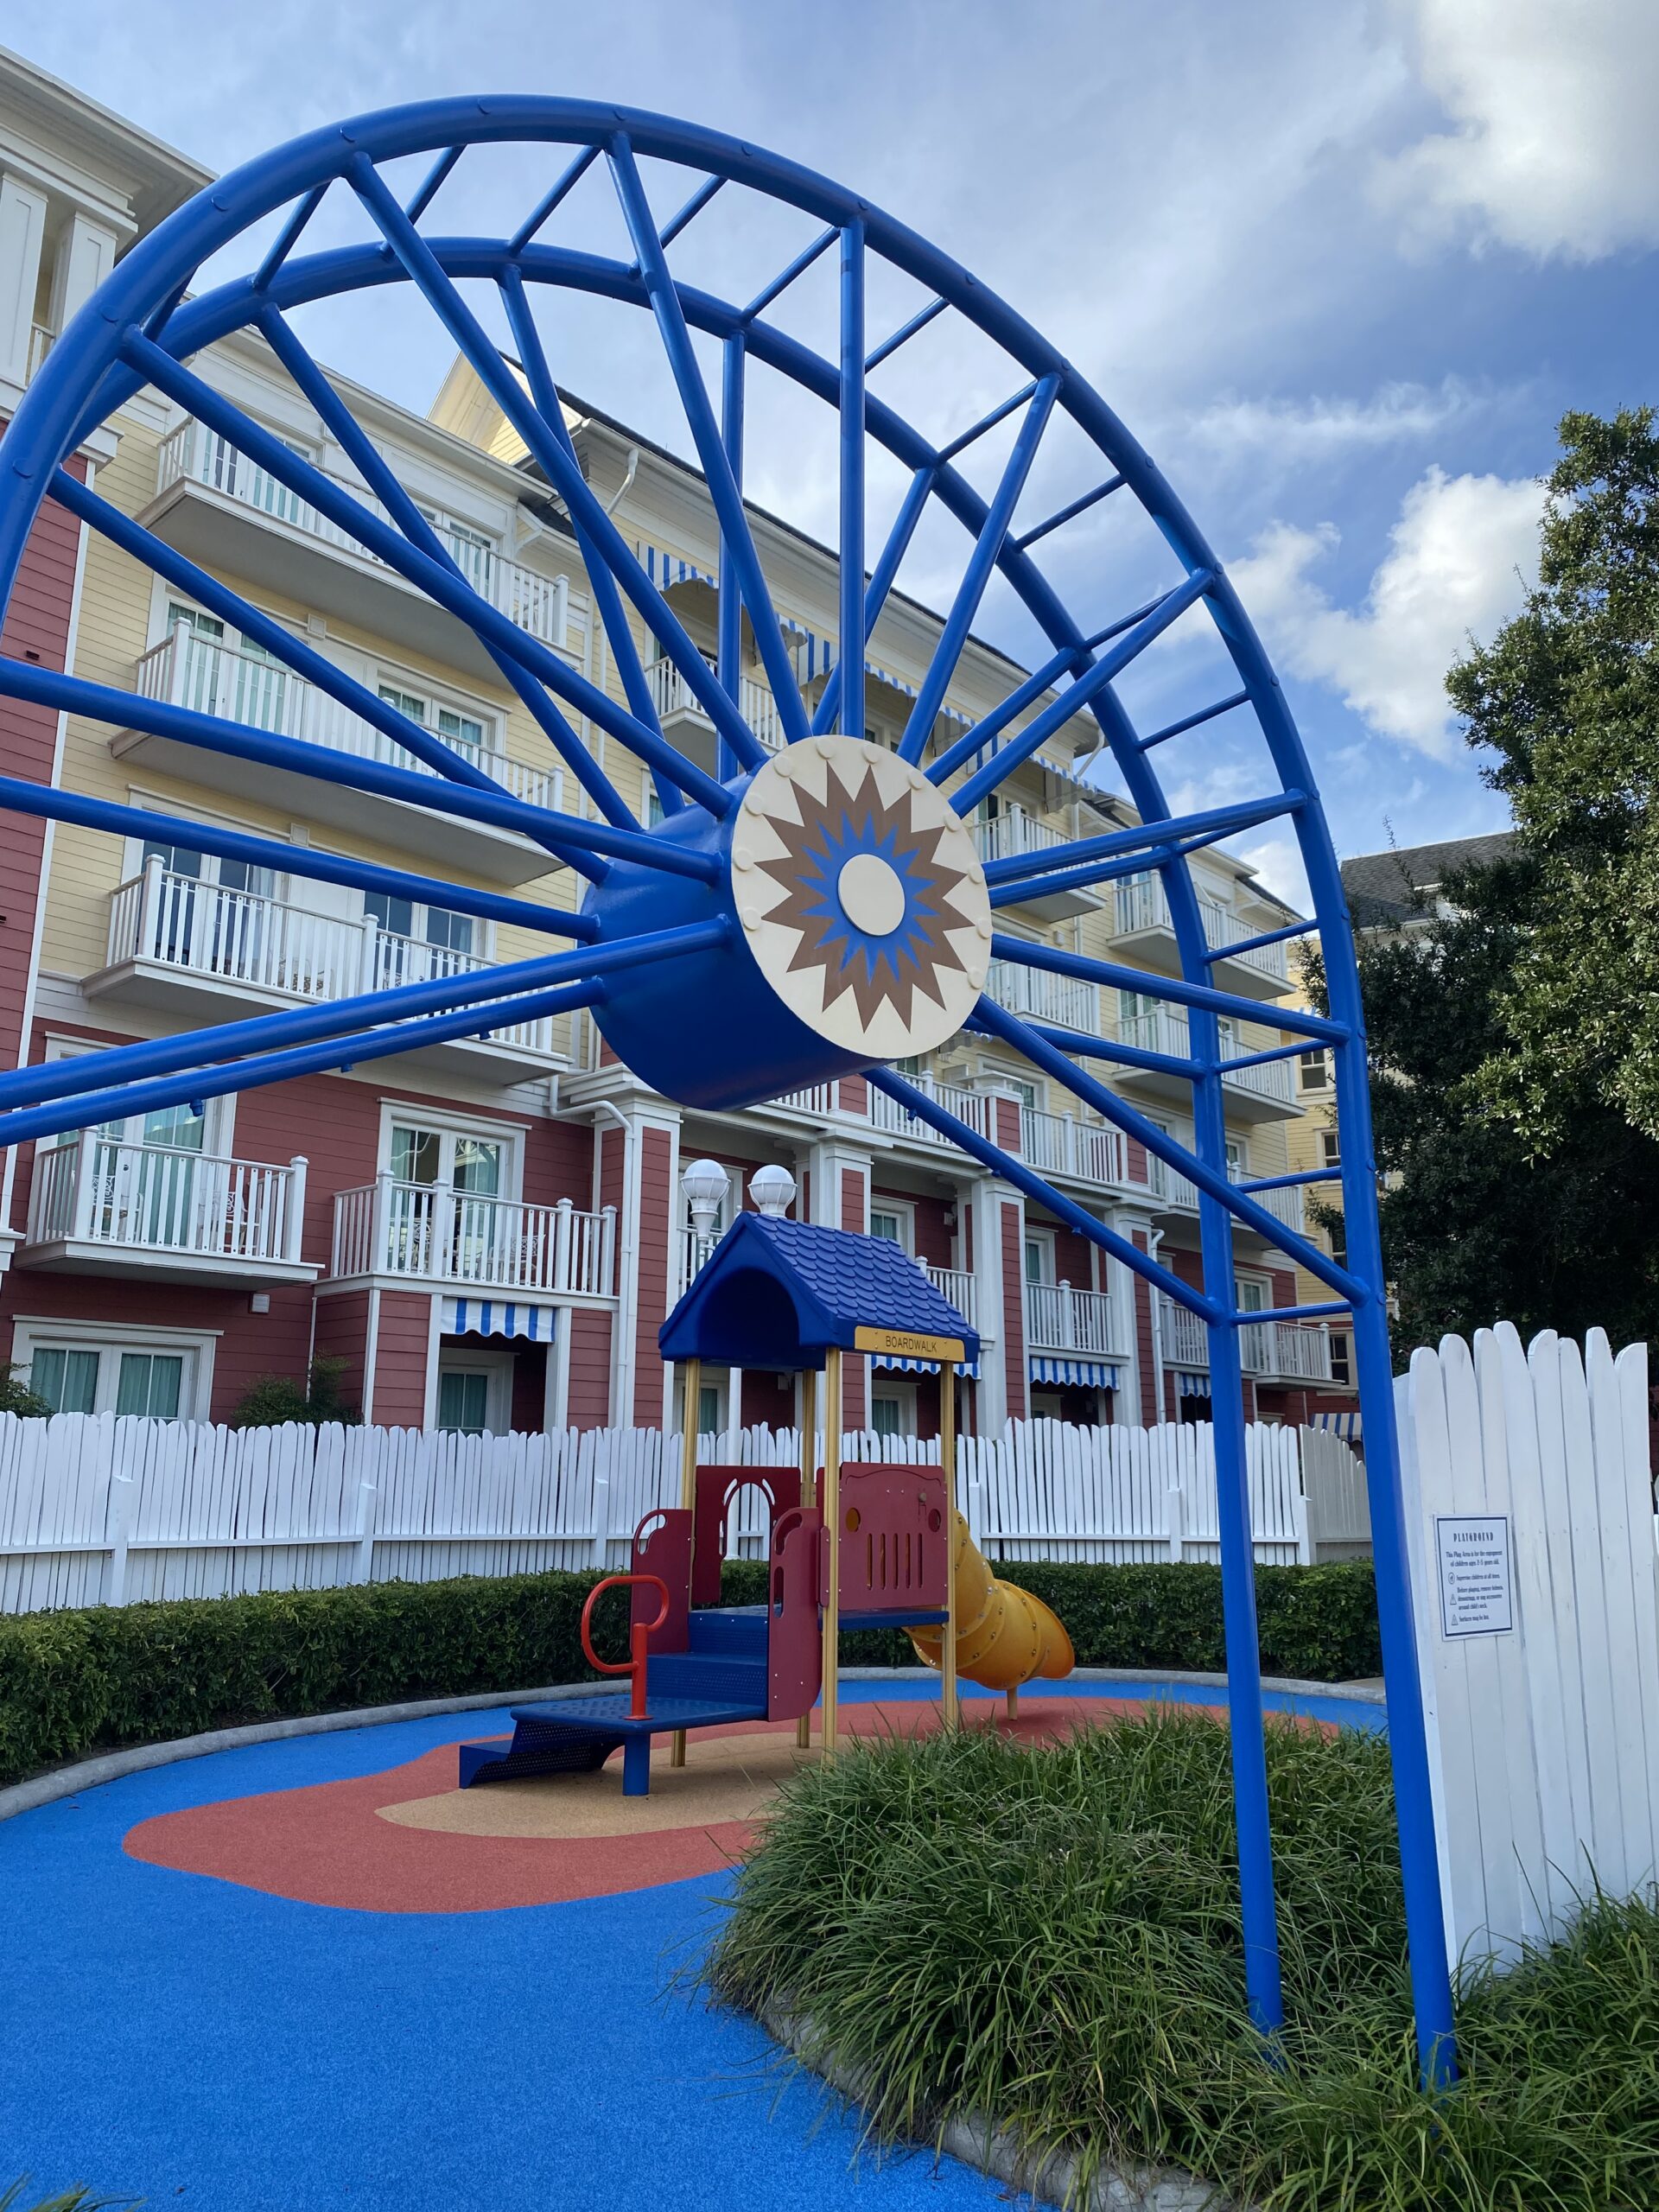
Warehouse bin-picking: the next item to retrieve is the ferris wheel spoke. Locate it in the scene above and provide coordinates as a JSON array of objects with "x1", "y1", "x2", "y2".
[
  {"x1": 0, "y1": 916, "x2": 728, "y2": 1137},
  {"x1": 867, "y1": 1067, "x2": 1216, "y2": 1319},
  {"x1": 864, "y1": 295, "x2": 946, "y2": 374},
  {"x1": 836, "y1": 219, "x2": 866, "y2": 742},
  {"x1": 46, "y1": 469, "x2": 608, "y2": 883},
  {"x1": 643, "y1": 172, "x2": 726, "y2": 259},
  {"x1": 492, "y1": 273, "x2": 683, "y2": 818},
  {"x1": 0, "y1": 773, "x2": 598, "y2": 944},
  {"x1": 404, "y1": 145, "x2": 466, "y2": 226},
  {"x1": 810, "y1": 464, "x2": 935, "y2": 736},
  {"x1": 896, "y1": 374, "x2": 1060, "y2": 765},
  {"x1": 507, "y1": 145, "x2": 601, "y2": 253},
  {"x1": 257, "y1": 302, "x2": 641, "y2": 834},
  {"x1": 1011, "y1": 473, "x2": 1128, "y2": 556},
  {"x1": 944, "y1": 566, "x2": 1215, "y2": 814},
  {"x1": 607, "y1": 138, "x2": 811, "y2": 752},
  {"x1": 1136, "y1": 688, "x2": 1251, "y2": 754},
  {"x1": 983, "y1": 791, "x2": 1308, "y2": 904},
  {"x1": 969, "y1": 995, "x2": 1362, "y2": 1298},
  {"x1": 253, "y1": 184, "x2": 328, "y2": 291},
  {"x1": 123, "y1": 329, "x2": 734, "y2": 815},
  {"x1": 346, "y1": 153, "x2": 766, "y2": 789},
  {"x1": 987, "y1": 929, "x2": 1347, "y2": 1042}
]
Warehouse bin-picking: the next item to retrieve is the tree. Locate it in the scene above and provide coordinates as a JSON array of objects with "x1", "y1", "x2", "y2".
[
  {"x1": 1336, "y1": 409, "x2": 1659, "y2": 1348},
  {"x1": 0, "y1": 1365, "x2": 54, "y2": 1418},
  {"x1": 229, "y1": 1355, "x2": 359, "y2": 1430}
]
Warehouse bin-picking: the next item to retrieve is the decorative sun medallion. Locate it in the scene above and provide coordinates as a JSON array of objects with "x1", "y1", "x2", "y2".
[{"x1": 731, "y1": 734, "x2": 992, "y2": 1061}]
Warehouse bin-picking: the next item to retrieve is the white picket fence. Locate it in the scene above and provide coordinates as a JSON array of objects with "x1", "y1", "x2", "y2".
[
  {"x1": 1397, "y1": 1325, "x2": 1659, "y2": 1974},
  {"x1": 0, "y1": 1413, "x2": 1369, "y2": 1613}
]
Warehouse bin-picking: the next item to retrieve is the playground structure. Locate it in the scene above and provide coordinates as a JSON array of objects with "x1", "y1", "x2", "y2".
[
  {"x1": 0, "y1": 95, "x2": 1458, "y2": 2078},
  {"x1": 460, "y1": 1211, "x2": 1073, "y2": 1795}
]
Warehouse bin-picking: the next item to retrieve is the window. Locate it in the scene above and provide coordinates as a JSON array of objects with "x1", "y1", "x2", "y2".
[
  {"x1": 1008, "y1": 1077, "x2": 1039, "y2": 1113},
  {"x1": 1024, "y1": 1230, "x2": 1056, "y2": 1285},
  {"x1": 1235, "y1": 1275, "x2": 1268, "y2": 1316},
  {"x1": 871, "y1": 1394, "x2": 904, "y2": 1440},
  {"x1": 378, "y1": 682, "x2": 490, "y2": 768},
  {"x1": 1299, "y1": 1051, "x2": 1331, "y2": 1094},
  {"x1": 437, "y1": 1370, "x2": 490, "y2": 1435},
  {"x1": 1329, "y1": 1331, "x2": 1353, "y2": 1386},
  {"x1": 1225, "y1": 1136, "x2": 1245, "y2": 1181},
  {"x1": 18, "y1": 1325, "x2": 211, "y2": 1420},
  {"x1": 168, "y1": 601, "x2": 289, "y2": 733},
  {"x1": 869, "y1": 1379, "x2": 916, "y2": 1439},
  {"x1": 868, "y1": 1202, "x2": 913, "y2": 1254},
  {"x1": 1319, "y1": 1128, "x2": 1341, "y2": 1172}
]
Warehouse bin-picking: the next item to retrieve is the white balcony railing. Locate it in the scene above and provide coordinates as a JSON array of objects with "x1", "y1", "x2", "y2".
[
  {"x1": 1019, "y1": 1106, "x2": 1125, "y2": 1187},
  {"x1": 105, "y1": 863, "x2": 561, "y2": 1060},
  {"x1": 27, "y1": 1138, "x2": 308, "y2": 1267},
  {"x1": 25, "y1": 322, "x2": 54, "y2": 381},
  {"x1": 133, "y1": 628, "x2": 562, "y2": 815},
  {"x1": 985, "y1": 957, "x2": 1096, "y2": 1033},
  {"x1": 971, "y1": 807, "x2": 1069, "y2": 868},
  {"x1": 1145, "y1": 1151, "x2": 1304, "y2": 1232},
  {"x1": 1114, "y1": 873, "x2": 1290, "y2": 988},
  {"x1": 646, "y1": 654, "x2": 785, "y2": 753},
  {"x1": 1116, "y1": 1006, "x2": 1295, "y2": 1109},
  {"x1": 1026, "y1": 1279, "x2": 1122, "y2": 1358},
  {"x1": 331, "y1": 1178, "x2": 615, "y2": 1296},
  {"x1": 1158, "y1": 1295, "x2": 1331, "y2": 1382},
  {"x1": 922, "y1": 1262, "x2": 977, "y2": 1332},
  {"x1": 156, "y1": 420, "x2": 569, "y2": 652},
  {"x1": 869, "y1": 1073, "x2": 995, "y2": 1147}
]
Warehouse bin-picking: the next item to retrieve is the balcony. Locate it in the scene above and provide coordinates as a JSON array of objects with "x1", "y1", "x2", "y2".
[
  {"x1": 331, "y1": 1179, "x2": 615, "y2": 1297},
  {"x1": 869, "y1": 1073, "x2": 995, "y2": 1148},
  {"x1": 646, "y1": 655, "x2": 785, "y2": 775},
  {"x1": 144, "y1": 420, "x2": 571, "y2": 685},
  {"x1": 86, "y1": 862, "x2": 566, "y2": 1085},
  {"x1": 1112, "y1": 874, "x2": 1293, "y2": 1001},
  {"x1": 1147, "y1": 1155, "x2": 1305, "y2": 1235},
  {"x1": 1112, "y1": 1007, "x2": 1298, "y2": 1121},
  {"x1": 1019, "y1": 1105, "x2": 1126, "y2": 1188},
  {"x1": 1158, "y1": 1296, "x2": 1332, "y2": 1384},
  {"x1": 922, "y1": 1262, "x2": 977, "y2": 1332},
  {"x1": 22, "y1": 1139, "x2": 317, "y2": 1287},
  {"x1": 984, "y1": 957, "x2": 1097, "y2": 1033},
  {"x1": 111, "y1": 629, "x2": 565, "y2": 886},
  {"x1": 971, "y1": 807, "x2": 1099, "y2": 921},
  {"x1": 1025, "y1": 1280, "x2": 1125, "y2": 1361}
]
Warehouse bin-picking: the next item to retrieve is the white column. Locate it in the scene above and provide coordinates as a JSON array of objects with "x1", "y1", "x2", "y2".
[
  {"x1": 969, "y1": 1172, "x2": 1011, "y2": 1432},
  {"x1": 46, "y1": 213, "x2": 117, "y2": 335},
  {"x1": 0, "y1": 174, "x2": 48, "y2": 387}
]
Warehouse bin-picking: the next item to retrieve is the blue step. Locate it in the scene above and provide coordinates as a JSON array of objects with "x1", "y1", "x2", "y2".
[
  {"x1": 687, "y1": 1605, "x2": 769, "y2": 1657},
  {"x1": 648, "y1": 1651, "x2": 767, "y2": 1706}
]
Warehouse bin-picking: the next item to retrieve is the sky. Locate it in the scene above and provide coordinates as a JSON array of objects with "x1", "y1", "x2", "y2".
[{"x1": 9, "y1": 0, "x2": 1658, "y2": 900}]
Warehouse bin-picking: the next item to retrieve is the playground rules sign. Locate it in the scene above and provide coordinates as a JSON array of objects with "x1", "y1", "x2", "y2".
[{"x1": 1435, "y1": 1515, "x2": 1514, "y2": 1637}]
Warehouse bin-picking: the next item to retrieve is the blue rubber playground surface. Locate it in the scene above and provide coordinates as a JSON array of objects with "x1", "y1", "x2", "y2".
[{"x1": 0, "y1": 1676, "x2": 1382, "y2": 2209}]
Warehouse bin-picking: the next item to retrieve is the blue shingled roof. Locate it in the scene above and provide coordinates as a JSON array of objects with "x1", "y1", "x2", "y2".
[{"x1": 658, "y1": 1213, "x2": 979, "y2": 1370}]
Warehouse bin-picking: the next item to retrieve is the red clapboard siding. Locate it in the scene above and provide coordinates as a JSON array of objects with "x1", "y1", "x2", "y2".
[
  {"x1": 312, "y1": 1291, "x2": 372, "y2": 1414},
  {"x1": 567, "y1": 1306, "x2": 612, "y2": 1428},
  {"x1": 1000, "y1": 1197, "x2": 1027, "y2": 1420},
  {"x1": 370, "y1": 1289, "x2": 433, "y2": 1427},
  {"x1": 1131, "y1": 1228, "x2": 1157, "y2": 1427},
  {"x1": 632, "y1": 1123, "x2": 672, "y2": 1425}
]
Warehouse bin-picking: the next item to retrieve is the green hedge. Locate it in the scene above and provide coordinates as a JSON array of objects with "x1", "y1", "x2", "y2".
[{"x1": 0, "y1": 1558, "x2": 1380, "y2": 1791}]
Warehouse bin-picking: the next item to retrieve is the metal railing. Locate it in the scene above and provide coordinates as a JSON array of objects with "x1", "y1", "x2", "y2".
[
  {"x1": 133, "y1": 628, "x2": 562, "y2": 815},
  {"x1": 971, "y1": 806, "x2": 1068, "y2": 868},
  {"x1": 1019, "y1": 1105, "x2": 1126, "y2": 1186},
  {"x1": 985, "y1": 957, "x2": 1096, "y2": 1032},
  {"x1": 1145, "y1": 1151, "x2": 1304, "y2": 1232},
  {"x1": 331, "y1": 1178, "x2": 615, "y2": 1296},
  {"x1": 105, "y1": 862, "x2": 561, "y2": 1058},
  {"x1": 646, "y1": 654, "x2": 785, "y2": 752},
  {"x1": 869, "y1": 1073, "x2": 995, "y2": 1146},
  {"x1": 1113, "y1": 873, "x2": 1291, "y2": 987},
  {"x1": 1025, "y1": 1279, "x2": 1122, "y2": 1357},
  {"x1": 1158, "y1": 1295, "x2": 1331, "y2": 1382},
  {"x1": 922, "y1": 1262, "x2": 977, "y2": 1330},
  {"x1": 156, "y1": 419, "x2": 569, "y2": 652},
  {"x1": 1116, "y1": 1006, "x2": 1295, "y2": 1107},
  {"x1": 27, "y1": 1138, "x2": 308, "y2": 1266}
]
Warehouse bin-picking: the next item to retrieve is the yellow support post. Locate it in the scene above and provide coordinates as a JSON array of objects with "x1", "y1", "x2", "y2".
[
  {"x1": 798, "y1": 1365, "x2": 817, "y2": 1751},
  {"x1": 820, "y1": 1346, "x2": 842, "y2": 1756},
  {"x1": 672, "y1": 1357, "x2": 700, "y2": 1770},
  {"x1": 939, "y1": 1358, "x2": 960, "y2": 1732}
]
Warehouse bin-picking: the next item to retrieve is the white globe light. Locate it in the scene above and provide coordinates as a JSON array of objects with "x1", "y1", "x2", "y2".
[
  {"x1": 680, "y1": 1157, "x2": 731, "y2": 1234},
  {"x1": 749, "y1": 1164, "x2": 798, "y2": 1218}
]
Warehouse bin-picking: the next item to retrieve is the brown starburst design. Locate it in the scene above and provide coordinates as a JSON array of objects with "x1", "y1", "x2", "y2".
[{"x1": 754, "y1": 761, "x2": 976, "y2": 1032}]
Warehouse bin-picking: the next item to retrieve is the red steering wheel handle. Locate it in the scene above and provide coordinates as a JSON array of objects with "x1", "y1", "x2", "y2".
[{"x1": 581, "y1": 1573, "x2": 671, "y2": 1719}]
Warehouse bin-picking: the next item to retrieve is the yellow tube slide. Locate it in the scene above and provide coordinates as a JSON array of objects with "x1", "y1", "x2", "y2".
[{"x1": 908, "y1": 1510, "x2": 1074, "y2": 1693}]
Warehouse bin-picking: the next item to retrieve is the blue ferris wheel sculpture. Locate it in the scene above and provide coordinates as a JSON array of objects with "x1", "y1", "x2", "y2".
[{"x1": 0, "y1": 99, "x2": 1454, "y2": 2077}]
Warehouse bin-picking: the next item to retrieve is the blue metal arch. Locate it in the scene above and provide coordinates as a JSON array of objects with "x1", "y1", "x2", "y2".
[{"x1": 0, "y1": 98, "x2": 1452, "y2": 2081}]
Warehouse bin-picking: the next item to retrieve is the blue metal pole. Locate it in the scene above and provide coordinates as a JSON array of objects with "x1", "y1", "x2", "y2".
[
  {"x1": 811, "y1": 464, "x2": 934, "y2": 736},
  {"x1": 718, "y1": 328, "x2": 746, "y2": 777},
  {"x1": 837, "y1": 220, "x2": 865, "y2": 744}
]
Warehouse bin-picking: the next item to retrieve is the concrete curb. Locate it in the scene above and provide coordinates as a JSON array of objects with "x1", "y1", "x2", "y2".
[
  {"x1": 760, "y1": 2005, "x2": 1237, "y2": 2212},
  {"x1": 0, "y1": 1666, "x2": 1384, "y2": 1824}
]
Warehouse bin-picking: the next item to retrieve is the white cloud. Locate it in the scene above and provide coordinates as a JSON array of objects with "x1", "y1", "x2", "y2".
[
  {"x1": 1187, "y1": 378, "x2": 1482, "y2": 462},
  {"x1": 1232, "y1": 466, "x2": 1543, "y2": 758},
  {"x1": 1381, "y1": 0, "x2": 1659, "y2": 257},
  {"x1": 1235, "y1": 836, "x2": 1309, "y2": 912}
]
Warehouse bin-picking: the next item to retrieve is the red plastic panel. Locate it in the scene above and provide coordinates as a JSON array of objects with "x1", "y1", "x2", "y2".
[
  {"x1": 821, "y1": 1465, "x2": 949, "y2": 1612},
  {"x1": 631, "y1": 1509, "x2": 691, "y2": 1652},
  {"x1": 767, "y1": 1507, "x2": 823, "y2": 1719},
  {"x1": 690, "y1": 1465, "x2": 802, "y2": 1608}
]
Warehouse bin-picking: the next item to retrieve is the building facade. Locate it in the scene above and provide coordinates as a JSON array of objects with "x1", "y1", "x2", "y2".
[{"x1": 0, "y1": 56, "x2": 1359, "y2": 1443}]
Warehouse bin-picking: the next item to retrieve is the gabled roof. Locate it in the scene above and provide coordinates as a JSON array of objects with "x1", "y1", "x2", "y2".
[
  {"x1": 658, "y1": 1215, "x2": 979, "y2": 1371},
  {"x1": 1341, "y1": 832, "x2": 1515, "y2": 928}
]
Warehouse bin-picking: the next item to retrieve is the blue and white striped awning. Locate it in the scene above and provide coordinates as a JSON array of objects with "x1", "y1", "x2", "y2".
[
  {"x1": 782, "y1": 618, "x2": 975, "y2": 731},
  {"x1": 1029, "y1": 1356, "x2": 1121, "y2": 1389},
  {"x1": 442, "y1": 1298, "x2": 558, "y2": 1342},
  {"x1": 634, "y1": 539, "x2": 719, "y2": 591},
  {"x1": 872, "y1": 1351, "x2": 982, "y2": 1380},
  {"x1": 1312, "y1": 1409, "x2": 1363, "y2": 1440},
  {"x1": 1174, "y1": 1370, "x2": 1211, "y2": 1399}
]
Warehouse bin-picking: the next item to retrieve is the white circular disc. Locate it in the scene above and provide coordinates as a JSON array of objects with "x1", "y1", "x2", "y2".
[{"x1": 734, "y1": 734, "x2": 992, "y2": 1061}]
